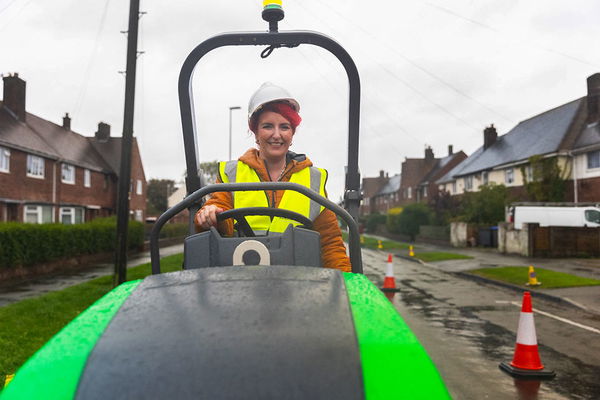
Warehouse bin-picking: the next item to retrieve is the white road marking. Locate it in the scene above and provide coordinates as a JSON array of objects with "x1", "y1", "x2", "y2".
[{"x1": 495, "y1": 300, "x2": 600, "y2": 335}]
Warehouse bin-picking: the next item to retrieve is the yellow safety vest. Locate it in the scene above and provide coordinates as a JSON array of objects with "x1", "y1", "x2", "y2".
[{"x1": 219, "y1": 160, "x2": 327, "y2": 234}]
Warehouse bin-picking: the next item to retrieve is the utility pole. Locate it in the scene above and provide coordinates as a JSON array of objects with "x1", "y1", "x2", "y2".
[{"x1": 114, "y1": 0, "x2": 141, "y2": 286}]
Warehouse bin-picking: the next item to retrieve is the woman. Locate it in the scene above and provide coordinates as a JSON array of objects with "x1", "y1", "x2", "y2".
[{"x1": 194, "y1": 82, "x2": 351, "y2": 272}]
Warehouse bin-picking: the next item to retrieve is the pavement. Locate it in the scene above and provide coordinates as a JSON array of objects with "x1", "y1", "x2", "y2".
[
  {"x1": 367, "y1": 234, "x2": 600, "y2": 316},
  {"x1": 1, "y1": 236, "x2": 599, "y2": 316},
  {"x1": 0, "y1": 244, "x2": 184, "y2": 307}
]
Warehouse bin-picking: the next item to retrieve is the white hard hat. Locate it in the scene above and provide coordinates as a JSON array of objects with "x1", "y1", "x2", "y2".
[{"x1": 247, "y1": 82, "x2": 300, "y2": 122}]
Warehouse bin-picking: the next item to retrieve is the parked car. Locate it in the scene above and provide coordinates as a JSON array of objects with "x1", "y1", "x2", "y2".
[{"x1": 509, "y1": 206, "x2": 600, "y2": 229}]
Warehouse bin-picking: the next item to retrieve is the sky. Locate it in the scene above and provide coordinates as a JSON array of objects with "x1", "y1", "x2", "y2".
[{"x1": 2, "y1": 0, "x2": 599, "y2": 202}]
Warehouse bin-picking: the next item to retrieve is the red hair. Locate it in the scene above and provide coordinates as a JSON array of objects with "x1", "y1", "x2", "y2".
[{"x1": 249, "y1": 102, "x2": 302, "y2": 133}]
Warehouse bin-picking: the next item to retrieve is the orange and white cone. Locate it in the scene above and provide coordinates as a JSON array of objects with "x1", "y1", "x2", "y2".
[
  {"x1": 499, "y1": 292, "x2": 555, "y2": 379},
  {"x1": 381, "y1": 253, "x2": 400, "y2": 292}
]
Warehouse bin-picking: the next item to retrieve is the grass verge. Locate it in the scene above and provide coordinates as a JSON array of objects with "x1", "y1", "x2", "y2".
[
  {"x1": 468, "y1": 266, "x2": 600, "y2": 289},
  {"x1": 342, "y1": 232, "x2": 411, "y2": 250},
  {"x1": 415, "y1": 252, "x2": 473, "y2": 262},
  {"x1": 0, "y1": 253, "x2": 183, "y2": 388}
]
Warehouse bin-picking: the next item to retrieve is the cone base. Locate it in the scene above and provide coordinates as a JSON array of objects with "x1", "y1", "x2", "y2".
[
  {"x1": 381, "y1": 287, "x2": 401, "y2": 293},
  {"x1": 499, "y1": 362, "x2": 555, "y2": 380}
]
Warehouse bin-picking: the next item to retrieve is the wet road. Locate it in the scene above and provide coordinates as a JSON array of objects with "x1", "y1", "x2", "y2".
[{"x1": 361, "y1": 248, "x2": 600, "y2": 400}]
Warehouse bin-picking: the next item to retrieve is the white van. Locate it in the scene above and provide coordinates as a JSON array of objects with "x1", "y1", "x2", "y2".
[{"x1": 510, "y1": 206, "x2": 600, "y2": 229}]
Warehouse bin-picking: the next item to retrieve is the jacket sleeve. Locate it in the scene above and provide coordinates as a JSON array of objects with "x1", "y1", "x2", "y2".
[
  {"x1": 193, "y1": 179, "x2": 234, "y2": 235},
  {"x1": 313, "y1": 209, "x2": 352, "y2": 272}
]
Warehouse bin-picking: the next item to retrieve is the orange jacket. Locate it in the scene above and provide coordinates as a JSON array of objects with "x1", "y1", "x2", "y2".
[{"x1": 195, "y1": 148, "x2": 351, "y2": 272}]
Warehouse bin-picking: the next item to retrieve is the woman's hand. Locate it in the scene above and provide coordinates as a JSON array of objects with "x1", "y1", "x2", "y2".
[{"x1": 195, "y1": 205, "x2": 224, "y2": 230}]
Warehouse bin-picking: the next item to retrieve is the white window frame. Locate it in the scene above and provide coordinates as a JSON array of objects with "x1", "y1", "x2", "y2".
[
  {"x1": 135, "y1": 209, "x2": 143, "y2": 221},
  {"x1": 452, "y1": 181, "x2": 457, "y2": 194},
  {"x1": 482, "y1": 171, "x2": 489, "y2": 185},
  {"x1": 24, "y1": 205, "x2": 54, "y2": 224},
  {"x1": 0, "y1": 146, "x2": 10, "y2": 173},
  {"x1": 407, "y1": 187, "x2": 412, "y2": 199},
  {"x1": 587, "y1": 150, "x2": 600, "y2": 170},
  {"x1": 61, "y1": 163, "x2": 75, "y2": 184},
  {"x1": 464, "y1": 176, "x2": 473, "y2": 191},
  {"x1": 136, "y1": 179, "x2": 143, "y2": 195},
  {"x1": 84, "y1": 169, "x2": 91, "y2": 187},
  {"x1": 27, "y1": 155, "x2": 45, "y2": 178},
  {"x1": 60, "y1": 207, "x2": 85, "y2": 224},
  {"x1": 505, "y1": 168, "x2": 514, "y2": 185}
]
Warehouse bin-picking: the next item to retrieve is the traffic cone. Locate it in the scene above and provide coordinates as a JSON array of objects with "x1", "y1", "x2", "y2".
[
  {"x1": 381, "y1": 253, "x2": 400, "y2": 292},
  {"x1": 499, "y1": 292, "x2": 555, "y2": 379},
  {"x1": 377, "y1": 240, "x2": 383, "y2": 249},
  {"x1": 409, "y1": 245, "x2": 415, "y2": 257},
  {"x1": 360, "y1": 235, "x2": 364, "y2": 244},
  {"x1": 526, "y1": 266, "x2": 541, "y2": 286}
]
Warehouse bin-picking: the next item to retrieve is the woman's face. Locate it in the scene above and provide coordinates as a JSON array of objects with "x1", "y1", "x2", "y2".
[{"x1": 255, "y1": 111, "x2": 294, "y2": 162}]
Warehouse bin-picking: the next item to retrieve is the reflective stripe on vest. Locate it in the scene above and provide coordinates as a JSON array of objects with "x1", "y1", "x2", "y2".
[{"x1": 219, "y1": 160, "x2": 327, "y2": 234}]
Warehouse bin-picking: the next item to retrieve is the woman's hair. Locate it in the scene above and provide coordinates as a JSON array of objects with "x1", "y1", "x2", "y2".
[{"x1": 249, "y1": 101, "x2": 302, "y2": 133}]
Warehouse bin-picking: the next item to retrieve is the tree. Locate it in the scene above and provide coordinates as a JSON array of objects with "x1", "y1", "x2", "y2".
[
  {"x1": 199, "y1": 161, "x2": 220, "y2": 184},
  {"x1": 429, "y1": 190, "x2": 460, "y2": 225},
  {"x1": 460, "y1": 183, "x2": 507, "y2": 224},
  {"x1": 520, "y1": 155, "x2": 566, "y2": 202},
  {"x1": 146, "y1": 179, "x2": 176, "y2": 216},
  {"x1": 396, "y1": 203, "x2": 431, "y2": 241}
]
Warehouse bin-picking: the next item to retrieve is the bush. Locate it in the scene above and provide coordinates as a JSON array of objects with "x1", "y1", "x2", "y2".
[
  {"x1": 460, "y1": 183, "x2": 508, "y2": 224},
  {"x1": 0, "y1": 217, "x2": 144, "y2": 269},
  {"x1": 365, "y1": 213, "x2": 387, "y2": 233},
  {"x1": 395, "y1": 203, "x2": 431, "y2": 241}
]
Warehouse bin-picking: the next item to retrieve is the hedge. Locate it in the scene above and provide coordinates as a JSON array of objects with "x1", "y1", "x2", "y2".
[{"x1": 0, "y1": 217, "x2": 144, "y2": 269}]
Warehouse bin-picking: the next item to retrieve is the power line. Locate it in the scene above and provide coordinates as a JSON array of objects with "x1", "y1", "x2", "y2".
[
  {"x1": 422, "y1": 1, "x2": 600, "y2": 69},
  {"x1": 311, "y1": 0, "x2": 513, "y2": 124},
  {"x1": 72, "y1": 0, "x2": 112, "y2": 116}
]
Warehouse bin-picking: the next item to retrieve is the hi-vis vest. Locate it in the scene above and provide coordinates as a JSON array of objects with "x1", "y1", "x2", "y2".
[{"x1": 219, "y1": 160, "x2": 327, "y2": 235}]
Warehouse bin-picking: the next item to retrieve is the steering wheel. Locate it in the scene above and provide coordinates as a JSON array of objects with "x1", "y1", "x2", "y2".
[{"x1": 216, "y1": 207, "x2": 314, "y2": 237}]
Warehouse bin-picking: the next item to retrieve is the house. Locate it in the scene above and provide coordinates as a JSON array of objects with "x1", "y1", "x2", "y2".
[
  {"x1": 398, "y1": 146, "x2": 438, "y2": 206},
  {"x1": 371, "y1": 174, "x2": 401, "y2": 214},
  {"x1": 437, "y1": 73, "x2": 600, "y2": 203},
  {"x1": 359, "y1": 170, "x2": 389, "y2": 216},
  {"x1": 0, "y1": 73, "x2": 147, "y2": 223},
  {"x1": 416, "y1": 145, "x2": 467, "y2": 202}
]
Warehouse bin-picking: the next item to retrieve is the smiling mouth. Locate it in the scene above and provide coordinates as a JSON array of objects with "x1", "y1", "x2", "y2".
[{"x1": 267, "y1": 141, "x2": 285, "y2": 146}]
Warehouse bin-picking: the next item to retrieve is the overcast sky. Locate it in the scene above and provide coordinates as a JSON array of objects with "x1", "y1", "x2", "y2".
[{"x1": 2, "y1": 0, "x2": 599, "y2": 201}]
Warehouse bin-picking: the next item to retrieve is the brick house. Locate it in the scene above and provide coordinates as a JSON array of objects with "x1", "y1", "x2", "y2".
[
  {"x1": 416, "y1": 145, "x2": 467, "y2": 202},
  {"x1": 371, "y1": 174, "x2": 401, "y2": 213},
  {"x1": 0, "y1": 73, "x2": 147, "y2": 223},
  {"x1": 437, "y1": 73, "x2": 600, "y2": 203},
  {"x1": 359, "y1": 170, "x2": 389, "y2": 216},
  {"x1": 398, "y1": 146, "x2": 438, "y2": 207}
]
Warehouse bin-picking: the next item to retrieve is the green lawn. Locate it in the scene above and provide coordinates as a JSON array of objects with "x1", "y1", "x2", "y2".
[
  {"x1": 469, "y1": 266, "x2": 600, "y2": 289},
  {"x1": 342, "y1": 232, "x2": 411, "y2": 250},
  {"x1": 415, "y1": 252, "x2": 473, "y2": 262},
  {"x1": 0, "y1": 253, "x2": 183, "y2": 388}
]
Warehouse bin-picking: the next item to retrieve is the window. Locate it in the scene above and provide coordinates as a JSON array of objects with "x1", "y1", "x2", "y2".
[
  {"x1": 407, "y1": 187, "x2": 412, "y2": 199},
  {"x1": 587, "y1": 150, "x2": 600, "y2": 169},
  {"x1": 84, "y1": 169, "x2": 91, "y2": 187},
  {"x1": 27, "y1": 155, "x2": 45, "y2": 178},
  {"x1": 135, "y1": 210, "x2": 143, "y2": 222},
  {"x1": 0, "y1": 146, "x2": 10, "y2": 172},
  {"x1": 505, "y1": 168, "x2": 514, "y2": 184},
  {"x1": 482, "y1": 171, "x2": 489, "y2": 185},
  {"x1": 61, "y1": 163, "x2": 75, "y2": 184},
  {"x1": 585, "y1": 210, "x2": 600, "y2": 224},
  {"x1": 364, "y1": 197, "x2": 369, "y2": 206},
  {"x1": 423, "y1": 187, "x2": 428, "y2": 198},
  {"x1": 452, "y1": 181, "x2": 457, "y2": 194},
  {"x1": 525, "y1": 166, "x2": 533, "y2": 182},
  {"x1": 136, "y1": 179, "x2": 142, "y2": 195},
  {"x1": 464, "y1": 176, "x2": 473, "y2": 191},
  {"x1": 60, "y1": 207, "x2": 84, "y2": 224},
  {"x1": 24, "y1": 205, "x2": 54, "y2": 224}
]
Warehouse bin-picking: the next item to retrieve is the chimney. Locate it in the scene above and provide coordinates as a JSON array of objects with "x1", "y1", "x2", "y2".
[
  {"x1": 62, "y1": 113, "x2": 71, "y2": 130},
  {"x1": 379, "y1": 170, "x2": 384, "y2": 178},
  {"x1": 483, "y1": 124, "x2": 497, "y2": 150},
  {"x1": 95, "y1": 122, "x2": 111, "y2": 142},
  {"x1": 586, "y1": 73, "x2": 600, "y2": 123},
  {"x1": 448, "y1": 145, "x2": 453, "y2": 156},
  {"x1": 2, "y1": 73, "x2": 26, "y2": 121},
  {"x1": 425, "y1": 146, "x2": 434, "y2": 161}
]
